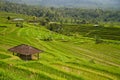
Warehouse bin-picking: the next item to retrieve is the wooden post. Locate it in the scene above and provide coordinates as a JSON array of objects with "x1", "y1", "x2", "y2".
[
  {"x1": 38, "y1": 53, "x2": 39, "y2": 60},
  {"x1": 13, "y1": 52, "x2": 14, "y2": 55},
  {"x1": 26, "y1": 55, "x2": 27, "y2": 61}
]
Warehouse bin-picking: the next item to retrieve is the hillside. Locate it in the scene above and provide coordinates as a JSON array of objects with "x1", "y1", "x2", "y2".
[
  {"x1": 1, "y1": 0, "x2": 120, "y2": 24},
  {"x1": 56, "y1": 24, "x2": 120, "y2": 41},
  {"x1": 0, "y1": 12, "x2": 120, "y2": 80},
  {"x1": 5, "y1": 0, "x2": 120, "y2": 9}
]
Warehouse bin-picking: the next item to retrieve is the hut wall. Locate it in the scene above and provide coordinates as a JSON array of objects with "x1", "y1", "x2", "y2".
[{"x1": 19, "y1": 54, "x2": 32, "y2": 60}]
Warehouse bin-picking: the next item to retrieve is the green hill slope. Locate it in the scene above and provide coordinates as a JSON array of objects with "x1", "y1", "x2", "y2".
[
  {"x1": 0, "y1": 12, "x2": 120, "y2": 80},
  {"x1": 59, "y1": 24, "x2": 120, "y2": 41}
]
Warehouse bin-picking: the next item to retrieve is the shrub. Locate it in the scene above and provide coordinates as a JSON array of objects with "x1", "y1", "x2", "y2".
[
  {"x1": 94, "y1": 35, "x2": 103, "y2": 44},
  {"x1": 16, "y1": 23, "x2": 23, "y2": 28},
  {"x1": 89, "y1": 59, "x2": 95, "y2": 64},
  {"x1": 42, "y1": 35, "x2": 53, "y2": 41},
  {"x1": 46, "y1": 23, "x2": 63, "y2": 33},
  {"x1": 7, "y1": 16, "x2": 11, "y2": 20}
]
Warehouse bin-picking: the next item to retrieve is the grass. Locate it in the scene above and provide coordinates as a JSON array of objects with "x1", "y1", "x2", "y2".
[
  {"x1": 0, "y1": 53, "x2": 11, "y2": 59},
  {"x1": 0, "y1": 11, "x2": 120, "y2": 80},
  {"x1": 61, "y1": 24, "x2": 120, "y2": 40},
  {"x1": 52, "y1": 63, "x2": 114, "y2": 80},
  {"x1": 21, "y1": 62, "x2": 84, "y2": 80}
]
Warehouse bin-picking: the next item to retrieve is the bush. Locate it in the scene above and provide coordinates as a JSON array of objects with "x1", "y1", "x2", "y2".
[
  {"x1": 7, "y1": 16, "x2": 11, "y2": 20},
  {"x1": 16, "y1": 23, "x2": 23, "y2": 28},
  {"x1": 94, "y1": 35, "x2": 103, "y2": 44},
  {"x1": 89, "y1": 59, "x2": 95, "y2": 64},
  {"x1": 46, "y1": 23, "x2": 63, "y2": 33}
]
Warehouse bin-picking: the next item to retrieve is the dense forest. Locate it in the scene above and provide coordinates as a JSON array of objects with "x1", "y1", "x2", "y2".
[
  {"x1": 0, "y1": 0, "x2": 120, "y2": 24},
  {"x1": 5, "y1": 0, "x2": 120, "y2": 9}
]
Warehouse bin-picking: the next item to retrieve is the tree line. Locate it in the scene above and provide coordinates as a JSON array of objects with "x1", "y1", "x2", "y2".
[{"x1": 0, "y1": 0, "x2": 120, "y2": 24}]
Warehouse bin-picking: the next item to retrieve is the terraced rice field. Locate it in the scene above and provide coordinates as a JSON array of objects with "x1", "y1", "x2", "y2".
[{"x1": 0, "y1": 12, "x2": 120, "y2": 80}]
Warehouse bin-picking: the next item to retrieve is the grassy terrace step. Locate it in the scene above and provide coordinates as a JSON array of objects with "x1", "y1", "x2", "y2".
[
  {"x1": 73, "y1": 43, "x2": 120, "y2": 66},
  {"x1": 0, "y1": 46, "x2": 7, "y2": 52},
  {"x1": 0, "y1": 28, "x2": 7, "y2": 33},
  {"x1": 0, "y1": 68, "x2": 15, "y2": 80},
  {"x1": 62, "y1": 24, "x2": 120, "y2": 40},
  {"x1": 24, "y1": 24, "x2": 70, "y2": 39},
  {"x1": 72, "y1": 48, "x2": 120, "y2": 67},
  {"x1": 20, "y1": 62, "x2": 84, "y2": 80},
  {"x1": 57, "y1": 42, "x2": 120, "y2": 67},
  {"x1": 0, "y1": 37, "x2": 20, "y2": 46},
  {"x1": 29, "y1": 39, "x2": 73, "y2": 61},
  {"x1": 66, "y1": 62, "x2": 120, "y2": 79},
  {"x1": 17, "y1": 66, "x2": 66, "y2": 80},
  {"x1": 0, "y1": 53, "x2": 11, "y2": 59},
  {"x1": 0, "y1": 61, "x2": 56, "y2": 80},
  {"x1": 52, "y1": 63, "x2": 114, "y2": 80}
]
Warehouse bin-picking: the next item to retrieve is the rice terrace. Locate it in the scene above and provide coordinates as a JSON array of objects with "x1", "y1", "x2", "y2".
[{"x1": 0, "y1": 0, "x2": 120, "y2": 80}]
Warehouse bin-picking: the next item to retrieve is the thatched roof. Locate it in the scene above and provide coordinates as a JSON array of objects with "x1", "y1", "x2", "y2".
[
  {"x1": 8, "y1": 44, "x2": 42, "y2": 55},
  {"x1": 13, "y1": 18, "x2": 24, "y2": 21},
  {"x1": 93, "y1": 24, "x2": 99, "y2": 27}
]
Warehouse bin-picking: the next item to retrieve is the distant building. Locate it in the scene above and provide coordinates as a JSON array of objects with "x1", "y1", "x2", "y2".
[
  {"x1": 28, "y1": 20, "x2": 39, "y2": 25},
  {"x1": 93, "y1": 24, "x2": 99, "y2": 27},
  {"x1": 8, "y1": 44, "x2": 43, "y2": 60},
  {"x1": 13, "y1": 18, "x2": 24, "y2": 22}
]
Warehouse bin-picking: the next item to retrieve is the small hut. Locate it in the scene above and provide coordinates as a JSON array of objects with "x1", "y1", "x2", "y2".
[
  {"x1": 13, "y1": 18, "x2": 24, "y2": 22},
  {"x1": 12, "y1": 18, "x2": 24, "y2": 27},
  {"x1": 93, "y1": 24, "x2": 99, "y2": 27},
  {"x1": 28, "y1": 20, "x2": 39, "y2": 25},
  {"x1": 8, "y1": 44, "x2": 43, "y2": 60}
]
